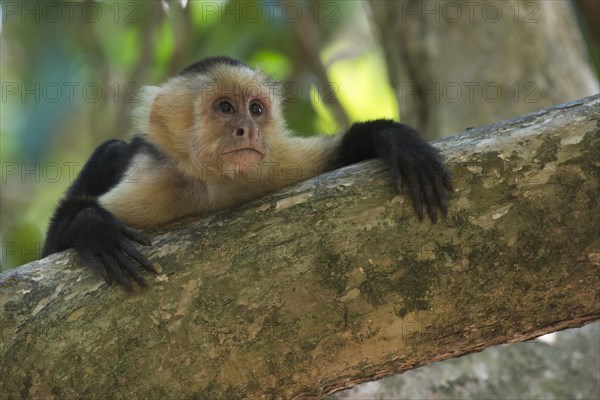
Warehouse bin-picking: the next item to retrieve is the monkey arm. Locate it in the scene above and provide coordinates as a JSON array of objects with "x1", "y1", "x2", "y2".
[
  {"x1": 333, "y1": 120, "x2": 453, "y2": 223},
  {"x1": 42, "y1": 139, "x2": 156, "y2": 290}
]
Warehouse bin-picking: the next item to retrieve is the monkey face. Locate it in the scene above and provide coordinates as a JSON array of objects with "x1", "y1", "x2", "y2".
[
  {"x1": 206, "y1": 95, "x2": 269, "y2": 175},
  {"x1": 143, "y1": 64, "x2": 283, "y2": 182},
  {"x1": 191, "y1": 67, "x2": 280, "y2": 180}
]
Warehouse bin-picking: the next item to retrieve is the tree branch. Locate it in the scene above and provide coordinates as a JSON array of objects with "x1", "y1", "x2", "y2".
[{"x1": 1, "y1": 95, "x2": 599, "y2": 399}]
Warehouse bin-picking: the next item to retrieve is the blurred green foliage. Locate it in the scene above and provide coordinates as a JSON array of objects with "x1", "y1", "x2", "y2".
[{"x1": 1, "y1": 0, "x2": 397, "y2": 270}]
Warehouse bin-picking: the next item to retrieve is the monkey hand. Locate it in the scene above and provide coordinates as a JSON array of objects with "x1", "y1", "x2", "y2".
[
  {"x1": 373, "y1": 124, "x2": 453, "y2": 223},
  {"x1": 70, "y1": 204, "x2": 156, "y2": 290},
  {"x1": 43, "y1": 198, "x2": 157, "y2": 290}
]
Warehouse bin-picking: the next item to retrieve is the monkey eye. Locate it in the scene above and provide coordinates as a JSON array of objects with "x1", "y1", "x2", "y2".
[
  {"x1": 249, "y1": 102, "x2": 263, "y2": 116},
  {"x1": 217, "y1": 100, "x2": 234, "y2": 113}
]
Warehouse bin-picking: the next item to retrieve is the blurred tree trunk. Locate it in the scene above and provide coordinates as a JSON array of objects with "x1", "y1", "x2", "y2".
[
  {"x1": 574, "y1": 0, "x2": 600, "y2": 58},
  {"x1": 1, "y1": 95, "x2": 598, "y2": 399},
  {"x1": 368, "y1": 0, "x2": 599, "y2": 139}
]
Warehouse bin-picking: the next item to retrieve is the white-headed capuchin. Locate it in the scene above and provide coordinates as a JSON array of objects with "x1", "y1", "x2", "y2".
[{"x1": 42, "y1": 56, "x2": 453, "y2": 290}]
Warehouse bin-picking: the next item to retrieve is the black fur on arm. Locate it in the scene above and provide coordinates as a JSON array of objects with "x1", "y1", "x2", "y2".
[
  {"x1": 333, "y1": 119, "x2": 453, "y2": 223},
  {"x1": 42, "y1": 137, "x2": 157, "y2": 291},
  {"x1": 65, "y1": 136, "x2": 154, "y2": 197}
]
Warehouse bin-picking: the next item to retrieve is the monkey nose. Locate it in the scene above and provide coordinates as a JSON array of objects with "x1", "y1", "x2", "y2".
[{"x1": 234, "y1": 126, "x2": 260, "y2": 140}]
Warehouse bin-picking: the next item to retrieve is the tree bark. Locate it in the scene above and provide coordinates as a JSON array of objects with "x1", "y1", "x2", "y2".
[
  {"x1": 1, "y1": 95, "x2": 599, "y2": 399},
  {"x1": 368, "y1": 0, "x2": 599, "y2": 139}
]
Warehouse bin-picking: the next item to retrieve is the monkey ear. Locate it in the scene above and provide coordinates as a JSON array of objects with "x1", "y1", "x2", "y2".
[{"x1": 148, "y1": 90, "x2": 194, "y2": 160}]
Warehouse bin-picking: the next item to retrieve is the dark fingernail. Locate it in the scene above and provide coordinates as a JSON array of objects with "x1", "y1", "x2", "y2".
[
  {"x1": 430, "y1": 210, "x2": 437, "y2": 224},
  {"x1": 140, "y1": 235, "x2": 152, "y2": 246},
  {"x1": 122, "y1": 280, "x2": 133, "y2": 292},
  {"x1": 144, "y1": 262, "x2": 157, "y2": 274},
  {"x1": 394, "y1": 177, "x2": 402, "y2": 192},
  {"x1": 441, "y1": 202, "x2": 448, "y2": 216},
  {"x1": 140, "y1": 257, "x2": 157, "y2": 273}
]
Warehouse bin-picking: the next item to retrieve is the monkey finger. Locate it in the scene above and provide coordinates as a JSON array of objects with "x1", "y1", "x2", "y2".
[
  {"x1": 436, "y1": 181, "x2": 449, "y2": 217},
  {"x1": 421, "y1": 177, "x2": 438, "y2": 224},
  {"x1": 438, "y1": 189, "x2": 448, "y2": 216},
  {"x1": 102, "y1": 254, "x2": 133, "y2": 292},
  {"x1": 84, "y1": 254, "x2": 113, "y2": 285},
  {"x1": 95, "y1": 258, "x2": 113, "y2": 286},
  {"x1": 118, "y1": 223, "x2": 152, "y2": 246},
  {"x1": 427, "y1": 199, "x2": 438, "y2": 224},
  {"x1": 114, "y1": 251, "x2": 148, "y2": 288},
  {"x1": 122, "y1": 243, "x2": 157, "y2": 273},
  {"x1": 97, "y1": 266, "x2": 112, "y2": 286},
  {"x1": 406, "y1": 171, "x2": 424, "y2": 221},
  {"x1": 442, "y1": 169, "x2": 454, "y2": 192},
  {"x1": 390, "y1": 163, "x2": 403, "y2": 192},
  {"x1": 427, "y1": 168, "x2": 449, "y2": 217}
]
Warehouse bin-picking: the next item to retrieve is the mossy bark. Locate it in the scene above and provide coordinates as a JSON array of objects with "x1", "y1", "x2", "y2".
[{"x1": 1, "y1": 95, "x2": 599, "y2": 399}]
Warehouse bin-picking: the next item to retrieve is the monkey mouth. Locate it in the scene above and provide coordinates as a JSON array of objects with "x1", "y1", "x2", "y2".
[
  {"x1": 222, "y1": 147, "x2": 265, "y2": 156},
  {"x1": 222, "y1": 143, "x2": 267, "y2": 157},
  {"x1": 221, "y1": 145, "x2": 266, "y2": 170}
]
